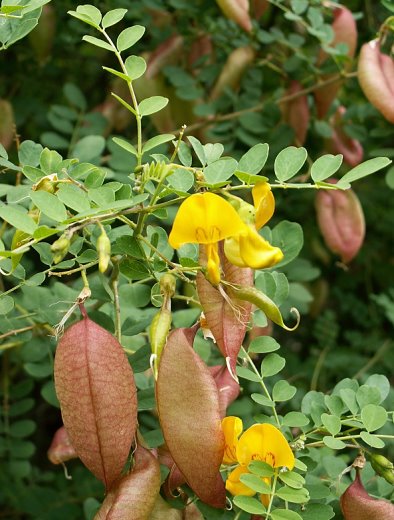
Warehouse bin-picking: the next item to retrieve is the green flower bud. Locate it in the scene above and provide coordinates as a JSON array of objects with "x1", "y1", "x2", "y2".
[
  {"x1": 159, "y1": 273, "x2": 176, "y2": 299},
  {"x1": 369, "y1": 453, "x2": 394, "y2": 484},
  {"x1": 51, "y1": 236, "x2": 70, "y2": 264}
]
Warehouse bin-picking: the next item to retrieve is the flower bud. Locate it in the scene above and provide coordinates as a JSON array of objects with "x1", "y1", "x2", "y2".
[
  {"x1": 32, "y1": 173, "x2": 58, "y2": 194},
  {"x1": 315, "y1": 181, "x2": 365, "y2": 263},
  {"x1": 96, "y1": 229, "x2": 111, "y2": 273},
  {"x1": 216, "y1": 0, "x2": 252, "y2": 32},
  {"x1": 159, "y1": 273, "x2": 176, "y2": 298},
  {"x1": 340, "y1": 469, "x2": 394, "y2": 519},
  {"x1": 358, "y1": 40, "x2": 394, "y2": 123},
  {"x1": 51, "y1": 235, "x2": 71, "y2": 264},
  {"x1": 369, "y1": 453, "x2": 394, "y2": 485}
]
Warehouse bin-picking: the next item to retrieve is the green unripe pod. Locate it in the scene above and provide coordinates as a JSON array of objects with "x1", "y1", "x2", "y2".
[
  {"x1": 149, "y1": 308, "x2": 172, "y2": 378},
  {"x1": 369, "y1": 453, "x2": 394, "y2": 484},
  {"x1": 51, "y1": 236, "x2": 70, "y2": 264},
  {"x1": 96, "y1": 230, "x2": 111, "y2": 273}
]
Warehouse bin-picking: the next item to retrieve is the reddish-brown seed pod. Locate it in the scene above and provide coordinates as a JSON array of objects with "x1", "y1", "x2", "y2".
[
  {"x1": 54, "y1": 308, "x2": 138, "y2": 490},
  {"x1": 314, "y1": 6, "x2": 357, "y2": 118},
  {"x1": 315, "y1": 180, "x2": 365, "y2": 263},
  {"x1": 327, "y1": 106, "x2": 363, "y2": 167},
  {"x1": 47, "y1": 426, "x2": 78, "y2": 465},
  {"x1": 210, "y1": 46, "x2": 256, "y2": 101},
  {"x1": 358, "y1": 40, "x2": 394, "y2": 124},
  {"x1": 216, "y1": 0, "x2": 252, "y2": 32},
  {"x1": 340, "y1": 469, "x2": 394, "y2": 519},
  {"x1": 251, "y1": 0, "x2": 269, "y2": 19},
  {"x1": 281, "y1": 80, "x2": 310, "y2": 145}
]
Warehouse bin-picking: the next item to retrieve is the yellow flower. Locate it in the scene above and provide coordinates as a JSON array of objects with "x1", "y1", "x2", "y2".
[
  {"x1": 221, "y1": 416, "x2": 294, "y2": 502},
  {"x1": 224, "y1": 183, "x2": 283, "y2": 269},
  {"x1": 168, "y1": 192, "x2": 246, "y2": 286}
]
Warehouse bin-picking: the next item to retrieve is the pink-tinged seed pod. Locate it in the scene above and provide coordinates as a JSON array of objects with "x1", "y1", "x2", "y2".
[
  {"x1": 340, "y1": 469, "x2": 394, "y2": 519},
  {"x1": 281, "y1": 80, "x2": 310, "y2": 145},
  {"x1": 210, "y1": 46, "x2": 256, "y2": 101},
  {"x1": 327, "y1": 106, "x2": 363, "y2": 167},
  {"x1": 145, "y1": 34, "x2": 184, "y2": 79},
  {"x1": 315, "y1": 180, "x2": 365, "y2": 263},
  {"x1": 188, "y1": 34, "x2": 213, "y2": 69},
  {"x1": 358, "y1": 40, "x2": 394, "y2": 124},
  {"x1": 0, "y1": 99, "x2": 15, "y2": 150},
  {"x1": 314, "y1": 6, "x2": 357, "y2": 118},
  {"x1": 216, "y1": 0, "x2": 252, "y2": 32},
  {"x1": 47, "y1": 426, "x2": 78, "y2": 465}
]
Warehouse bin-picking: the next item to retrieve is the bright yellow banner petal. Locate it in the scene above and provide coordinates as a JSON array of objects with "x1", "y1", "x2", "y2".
[
  {"x1": 238, "y1": 227, "x2": 283, "y2": 269},
  {"x1": 225, "y1": 466, "x2": 256, "y2": 496},
  {"x1": 236, "y1": 423, "x2": 295, "y2": 470},
  {"x1": 223, "y1": 235, "x2": 246, "y2": 268},
  {"x1": 168, "y1": 193, "x2": 246, "y2": 248},
  {"x1": 222, "y1": 416, "x2": 243, "y2": 464},
  {"x1": 252, "y1": 183, "x2": 275, "y2": 230},
  {"x1": 205, "y1": 242, "x2": 221, "y2": 286}
]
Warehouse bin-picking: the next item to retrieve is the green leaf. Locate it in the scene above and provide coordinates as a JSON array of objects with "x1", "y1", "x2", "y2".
[
  {"x1": 39, "y1": 148, "x2": 62, "y2": 174},
  {"x1": 9, "y1": 420, "x2": 36, "y2": 438},
  {"x1": 251, "y1": 393, "x2": 275, "y2": 407},
  {"x1": 69, "y1": 9, "x2": 99, "y2": 27},
  {"x1": 321, "y1": 413, "x2": 341, "y2": 436},
  {"x1": 30, "y1": 191, "x2": 68, "y2": 222},
  {"x1": 311, "y1": 154, "x2": 343, "y2": 182},
  {"x1": 290, "y1": 0, "x2": 308, "y2": 14},
  {"x1": 119, "y1": 258, "x2": 150, "y2": 280},
  {"x1": 274, "y1": 146, "x2": 307, "y2": 182},
  {"x1": 275, "y1": 486, "x2": 309, "y2": 503},
  {"x1": 82, "y1": 35, "x2": 113, "y2": 51},
  {"x1": 248, "y1": 460, "x2": 275, "y2": 477},
  {"x1": 300, "y1": 504, "x2": 335, "y2": 520},
  {"x1": 24, "y1": 362, "x2": 53, "y2": 378},
  {"x1": 273, "y1": 380, "x2": 297, "y2": 402},
  {"x1": 142, "y1": 134, "x2": 175, "y2": 154},
  {"x1": 0, "y1": 295, "x2": 14, "y2": 315},
  {"x1": 101, "y1": 8, "x2": 127, "y2": 28},
  {"x1": 356, "y1": 385, "x2": 382, "y2": 408},
  {"x1": 279, "y1": 470, "x2": 305, "y2": 489},
  {"x1": 271, "y1": 510, "x2": 303, "y2": 520},
  {"x1": 337, "y1": 157, "x2": 392, "y2": 188},
  {"x1": 139, "y1": 96, "x2": 169, "y2": 116},
  {"x1": 18, "y1": 140, "x2": 43, "y2": 167},
  {"x1": 240, "y1": 473, "x2": 271, "y2": 493},
  {"x1": 112, "y1": 137, "x2": 138, "y2": 156},
  {"x1": 282, "y1": 412, "x2": 309, "y2": 427},
  {"x1": 232, "y1": 496, "x2": 266, "y2": 515},
  {"x1": 339, "y1": 389, "x2": 359, "y2": 415},
  {"x1": 322, "y1": 436, "x2": 346, "y2": 449},
  {"x1": 361, "y1": 404, "x2": 387, "y2": 432},
  {"x1": 249, "y1": 336, "x2": 280, "y2": 354},
  {"x1": 234, "y1": 171, "x2": 269, "y2": 185},
  {"x1": 238, "y1": 143, "x2": 269, "y2": 174},
  {"x1": 117, "y1": 25, "x2": 145, "y2": 52},
  {"x1": 261, "y1": 353, "x2": 286, "y2": 377},
  {"x1": 0, "y1": 143, "x2": 8, "y2": 160},
  {"x1": 57, "y1": 184, "x2": 91, "y2": 213},
  {"x1": 236, "y1": 366, "x2": 261, "y2": 382},
  {"x1": 204, "y1": 157, "x2": 237, "y2": 184},
  {"x1": 365, "y1": 374, "x2": 390, "y2": 402},
  {"x1": 272, "y1": 221, "x2": 304, "y2": 268},
  {"x1": 125, "y1": 55, "x2": 147, "y2": 80},
  {"x1": 102, "y1": 66, "x2": 130, "y2": 82},
  {"x1": 360, "y1": 431, "x2": 385, "y2": 448},
  {"x1": 63, "y1": 83, "x2": 87, "y2": 111},
  {"x1": 0, "y1": 205, "x2": 38, "y2": 234},
  {"x1": 167, "y1": 168, "x2": 194, "y2": 193},
  {"x1": 72, "y1": 135, "x2": 105, "y2": 162},
  {"x1": 203, "y1": 143, "x2": 224, "y2": 164},
  {"x1": 76, "y1": 4, "x2": 102, "y2": 26},
  {"x1": 188, "y1": 136, "x2": 207, "y2": 166},
  {"x1": 111, "y1": 92, "x2": 136, "y2": 115}
]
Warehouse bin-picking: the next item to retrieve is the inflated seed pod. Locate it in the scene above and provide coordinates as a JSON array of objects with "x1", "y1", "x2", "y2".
[
  {"x1": 54, "y1": 306, "x2": 138, "y2": 490},
  {"x1": 216, "y1": 0, "x2": 252, "y2": 32},
  {"x1": 47, "y1": 426, "x2": 78, "y2": 465},
  {"x1": 358, "y1": 40, "x2": 394, "y2": 124}
]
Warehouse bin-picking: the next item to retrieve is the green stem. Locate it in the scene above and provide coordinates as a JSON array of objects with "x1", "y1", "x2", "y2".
[
  {"x1": 265, "y1": 470, "x2": 279, "y2": 519},
  {"x1": 240, "y1": 346, "x2": 280, "y2": 427}
]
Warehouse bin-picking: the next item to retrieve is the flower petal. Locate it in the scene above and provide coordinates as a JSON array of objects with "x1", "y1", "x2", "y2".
[
  {"x1": 222, "y1": 416, "x2": 243, "y2": 464},
  {"x1": 252, "y1": 183, "x2": 275, "y2": 230},
  {"x1": 236, "y1": 423, "x2": 295, "y2": 470},
  {"x1": 226, "y1": 466, "x2": 256, "y2": 496},
  {"x1": 168, "y1": 193, "x2": 246, "y2": 248},
  {"x1": 224, "y1": 227, "x2": 283, "y2": 269},
  {"x1": 205, "y1": 242, "x2": 221, "y2": 286}
]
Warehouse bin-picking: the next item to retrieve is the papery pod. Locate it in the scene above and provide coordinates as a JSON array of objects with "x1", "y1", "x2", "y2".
[
  {"x1": 94, "y1": 446, "x2": 161, "y2": 520},
  {"x1": 184, "y1": 503, "x2": 204, "y2": 519},
  {"x1": 209, "y1": 365, "x2": 240, "y2": 417},
  {"x1": 251, "y1": 0, "x2": 269, "y2": 19},
  {"x1": 157, "y1": 444, "x2": 186, "y2": 496},
  {"x1": 28, "y1": 4, "x2": 56, "y2": 65},
  {"x1": 210, "y1": 46, "x2": 256, "y2": 101},
  {"x1": 280, "y1": 80, "x2": 310, "y2": 145},
  {"x1": 315, "y1": 180, "x2": 365, "y2": 263},
  {"x1": 54, "y1": 308, "x2": 138, "y2": 490},
  {"x1": 216, "y1": 0, "x2": 252, "y2": 32},
  {"x1": 197, "y1": 244, "x2": 253, "y2": 376},
  {"x1": 0, "y1": 99, "x2": 15, "y2": 150},
  {"x1": 327, "y1": 106, "x2": 363, "y2": 167},
  {"x1": 146, "y1": 35, "x2": 184, "y2": 79},
  {"x1": 47, "y1": 426, "x2": 78, "y2": 465},
  {"x1": 188, "y1": 34, "x2": 213, "y2": 69},
  {"x1": 150, "y1": 495, "x2": 183, "y2": 520},
  {"x1": 340, "y1": 469, "x2": 394, "y2": 519},
  {"x1": 358, "y1": 40, "x2": 394, "y2": 124},
  {"x1": 314, "y1": 6, "x2": 357, "y2": 118},
  {"x1": 156, "y1": 326, "x2": 226, "y2": 508}
]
